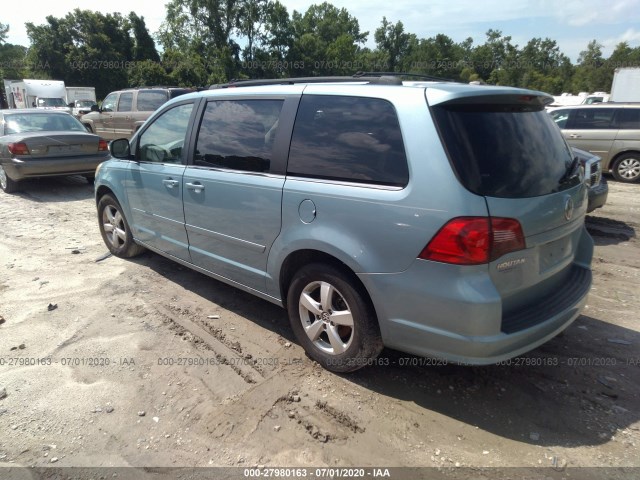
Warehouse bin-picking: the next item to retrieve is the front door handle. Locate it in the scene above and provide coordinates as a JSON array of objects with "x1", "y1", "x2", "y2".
[
  {"x1": 186, "y1": 182, "x2": 204, "y2": 193},
  {"x1": 569, "y1": 134, "x2": 581, "y2": 139},
  {"x1": 163, "y1": 179, "x2": 179, "y2": 188}
]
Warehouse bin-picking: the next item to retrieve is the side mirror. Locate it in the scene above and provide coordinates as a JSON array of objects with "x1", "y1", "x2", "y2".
[
  {"x1": 90, "y1": 104, "x2": 99, "y2": 112},
  {"x1": 110, "y1": 138, "x2": 131, "y2": 159},
  {"x1": 68, "y1": 102, "x2": 74, "y2": 108}
]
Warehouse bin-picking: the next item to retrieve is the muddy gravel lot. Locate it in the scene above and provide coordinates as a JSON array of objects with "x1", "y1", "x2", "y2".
[{"x1": 0, "y1": 176, "x2": 638, "y2": 480}]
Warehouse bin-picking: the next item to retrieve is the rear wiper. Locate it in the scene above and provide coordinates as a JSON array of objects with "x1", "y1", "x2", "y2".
[{"x1": 560, "y1": 156, "x2": 581, "y2": 184}]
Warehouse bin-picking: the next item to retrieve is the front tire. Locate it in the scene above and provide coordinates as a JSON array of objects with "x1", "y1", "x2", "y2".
[
  {"x1": 97, "y1": 194, "x2": 145, "y2": 258},
  {"x1": 612, "y1": 153, "x2": 640, "y2": 183},
  {"x1": 286, "y1": 263, "x2": 383, "y2": 373},
  {"x1": 0, "y1": 165, "x2": 19, "y2": 193}
]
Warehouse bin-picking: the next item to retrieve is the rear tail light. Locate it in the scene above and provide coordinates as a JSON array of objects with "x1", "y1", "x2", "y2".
[
  {"x1": 98, "y1": 139, "x2": 108, "y2": 151},
  {"x1": 8, "y1": 142, "x2": 30, "y2": 155},
  {"x1": 419, "y1": 217, "x2": 525, "y2": 265}
]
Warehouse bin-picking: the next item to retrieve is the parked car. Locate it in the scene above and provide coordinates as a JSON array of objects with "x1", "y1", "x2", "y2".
[
  {"x1": 95, "y1": 76, "x2": 593, "y2": 372},
  {"x1": 572, "y1": 147, "x2": 608, "y2": 212},
  {"x1": 549, "y1": 104, "x2": 640, "y2": 183},
  {"x1": 0, "y1": 109, "x2": 109, "y2": 193},
  {"x1": 80, "y1": 87, "x2": 194, "y2": 140}
]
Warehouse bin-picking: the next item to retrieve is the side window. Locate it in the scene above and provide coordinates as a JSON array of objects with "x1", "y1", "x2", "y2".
[
  {"x1": 569, "y1": 108, "x2": 615, "y2": 129},
  {"x1": 616, "y1": 109, "x2": 640, "y2": 129},
  {"x1": 101, "y1": 93, "x2": 118, "y2": 112},
  {"x1": 136, "y1": 90, "x2": 168, "y2": 111},
  {"x1": 194, "y1": 100, "x2": 284, "y2": 173},
  {"x1": 550, "y1": 109, "x2": 570, "y2": 129},
  {"x1": 287, "y1": 95, "x2": 409, "y2": 187},
  {"x1": 117, "y1": 92, "x2": 133, "y2": 112},
  {"x1": 137, "y1": 103, "x2": 194, "y2": 164}
]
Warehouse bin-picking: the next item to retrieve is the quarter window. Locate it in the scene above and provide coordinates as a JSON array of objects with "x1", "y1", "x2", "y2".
[
  {"x1": 287, "y1": 95, "x2": 409, "y2": 187},
  {"x1": 137, "y1": 103, "x2": 194, "y2": 164},
  {"x1": 194, "y1": 100, "x2": 284, "y2": 173},
  {"x1": 616, "y1": 109, "x2": 640, "y2": 129}
]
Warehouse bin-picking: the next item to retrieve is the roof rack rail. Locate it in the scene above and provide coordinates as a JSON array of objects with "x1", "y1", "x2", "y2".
[
  {"x1": 354, "y1": 71, "x2": 457, "y2": 82},
  {"x1": 209, "y1": 74, "x2": 405, "y2": 89},
  {"x1": 209, "y1": 72, "x2": 458, "y2": 89},
  {"x1": 122, "y1": 86, "x2": 184, "y2": 90}
]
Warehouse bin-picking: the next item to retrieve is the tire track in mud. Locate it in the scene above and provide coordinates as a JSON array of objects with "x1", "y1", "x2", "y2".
[{"x1": 151, "y1": 302, "x2": 263, "y2": 386}]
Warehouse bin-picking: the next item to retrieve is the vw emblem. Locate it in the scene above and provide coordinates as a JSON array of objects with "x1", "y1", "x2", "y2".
[{"x1": 564, "y1": 196, "x2": 574, "y2": 221}]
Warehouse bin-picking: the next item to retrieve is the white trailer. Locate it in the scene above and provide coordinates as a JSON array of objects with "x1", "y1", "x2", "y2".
[
  {"x1": 9, "y1": 79, "x2": 70, "y2": 113},
  {"x1": 66, "y1": 86, "x2": 97, "y2": 117},
  {"x1": 610, "y1": 67, "x2": 640, "y2": 103},
  {"x1": 3, "y1": 79, "x2": 17, "y2": 108},
  {"x1": 65, "y1": 86, "x2": 96, "y2": 104}
]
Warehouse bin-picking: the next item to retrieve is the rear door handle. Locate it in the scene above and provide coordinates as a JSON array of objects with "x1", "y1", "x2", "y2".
[
  {"x1": 569, "y1": 134, "x2": 581, "y2": 139},
  {"x1": 163, "y1": 179, "x2": 179, "y2": 188},
  {"x1": 185, "y1": 182, "x2": 204, "y2": 193}
]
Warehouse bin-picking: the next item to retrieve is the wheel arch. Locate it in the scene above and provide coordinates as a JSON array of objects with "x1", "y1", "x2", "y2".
[
  {"x1": 95, "y1": 184, "x2": 116, "y2": 206},
  {"x1": 609, "y1": 149, "x2": 640, "y2": 170},
  {"x1": 279, "y1": 249, "x2": 376, "y2": 316}
]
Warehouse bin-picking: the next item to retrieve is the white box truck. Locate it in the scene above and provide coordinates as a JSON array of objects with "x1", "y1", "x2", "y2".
[
  {"x1": 66, "y1": 86, "x2": 97, "y2": 117},
  {"x1": 9, "y1": 79, "x2": 71, "y2": 113},
  {"x1": 610, "y1": 67, "x2": 640, "y2": 102}
]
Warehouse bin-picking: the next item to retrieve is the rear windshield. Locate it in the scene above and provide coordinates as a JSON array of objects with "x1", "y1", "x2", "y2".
[{"x1": 432, "y1": 104, "x2": 577, "y2": 198}]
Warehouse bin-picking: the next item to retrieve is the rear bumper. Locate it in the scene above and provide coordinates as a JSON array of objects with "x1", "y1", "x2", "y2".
[
  {"x1": 2, "y1": 155, "x2": 108, "y2": 181},
  {"x1": 358, "y1": 262, "x2": 592, "y2": 365},
  {"x1": 587, "y1": 177, "x2": 608, "y2": 213}
]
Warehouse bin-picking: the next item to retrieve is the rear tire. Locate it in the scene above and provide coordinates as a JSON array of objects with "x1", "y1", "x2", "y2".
[
  {"x1": 97, "y1": 194, "x2": 145, "y2": 258},
  {"x1": 0, "y1": 165, "x2": 19, "y2": 193},
  {"x1": 611, "y1": 153, "x2": 640, "y2": 183},
  {"x1": 286, "y1": 263, "x2": 383, "y2": 373}
]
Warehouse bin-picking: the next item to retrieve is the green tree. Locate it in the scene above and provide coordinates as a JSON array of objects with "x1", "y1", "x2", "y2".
[
  {"x1": 127, "y1": 59, "x2": 170, "y2": 87},
  {"x1": 25, "y1": 9, "x2": 136, "y2": 98},
  {"x1": 288, "y1": 2, "x2": 368, "y2": 76},
  {"x1": 158, "y1": 0, "x2": 240, "y2": 83},
  {"x1": 0, "y1": 21, "x2": 8, "y2": 43},
  {"x1": 129, "y1": 13, "x2": 160, "y2": 63},
  {"x1": 572, "y1": 40, "x2": 610, "y2": 92},
  {"x1": 0, "y1": 22, "x2": 28, "y2": 83},
  {"x1": 236, "y1": 0, "x2": 268, "y2": 63},
  {"x1": 374, "y1": 17, "x2": 412, "y2": 72},
  {"x1": 469, "y1": 29, "x2": 517, "y2": 82}
]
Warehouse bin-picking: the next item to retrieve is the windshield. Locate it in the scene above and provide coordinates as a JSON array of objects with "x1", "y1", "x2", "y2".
[
  {"x1": 4, "y1": 113, "x2": 87, "y2": 134},
  {"x1": 432, "y1": 104, "x2": 578, "y2": 198},
  {"x1": 37, "y1": 97, "x2": 67, "y2": 108}
]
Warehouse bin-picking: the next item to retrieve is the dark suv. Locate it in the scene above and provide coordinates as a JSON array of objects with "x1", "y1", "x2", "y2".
[
  {"x1": 81, "y1": 87, "x2": 193, "y2": 140},
  {"x1": 94, "y1": 76, "x2": 593, "y2": 372}
]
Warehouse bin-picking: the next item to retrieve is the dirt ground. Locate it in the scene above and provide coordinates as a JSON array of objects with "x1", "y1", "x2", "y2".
[{"x1": 0, "y1": 176, "x2": 638, "y2": 479}]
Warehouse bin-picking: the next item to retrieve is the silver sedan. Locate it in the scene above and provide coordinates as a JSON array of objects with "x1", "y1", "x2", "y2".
[{"x1": 0, "y1": 109, "x2": 110, "y2": 193}]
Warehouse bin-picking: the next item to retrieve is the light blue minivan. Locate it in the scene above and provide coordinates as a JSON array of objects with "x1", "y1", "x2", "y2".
[{"x1": 95, "y1": 76, "x2": 593, "y2": 372}]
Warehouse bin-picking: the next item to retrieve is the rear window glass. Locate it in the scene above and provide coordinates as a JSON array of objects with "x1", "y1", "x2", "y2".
[
  {"x1": 287, "y1": 95, "x2": 409, "y2": 187},
  {"x1": 4, "y1": 113, "x2": 86, "y2": 134},
  {"x1": 432, "y1": 105, "x2": 577, "y2": 198},
  {"x1": 136, "y1": 90, "x2": 168, "y2": 111}
]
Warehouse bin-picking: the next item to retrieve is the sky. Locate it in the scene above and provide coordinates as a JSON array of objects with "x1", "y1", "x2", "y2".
[{"x1": 4, "y1": 0, "x2": 640, "y2": 63}]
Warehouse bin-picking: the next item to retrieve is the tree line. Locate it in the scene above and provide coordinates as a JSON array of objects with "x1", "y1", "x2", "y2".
[{"x1": 2, "y1": 2, "x2": 640, "y2": 100}]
